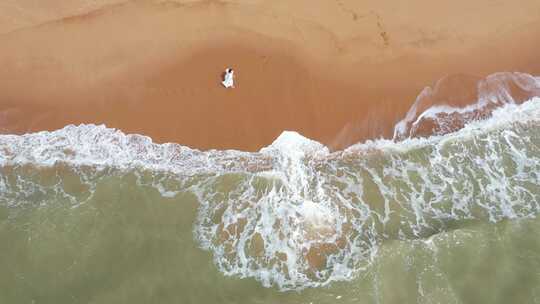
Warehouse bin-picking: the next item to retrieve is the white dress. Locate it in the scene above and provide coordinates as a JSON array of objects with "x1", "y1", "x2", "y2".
[{"x1": 222, "y1": 69, "x2": 234, "y2": 88}]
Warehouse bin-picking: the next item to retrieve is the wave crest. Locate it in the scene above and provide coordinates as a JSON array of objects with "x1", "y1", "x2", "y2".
[{"x1": 393, "y1": 72, "x2": 540, "y2": 140}]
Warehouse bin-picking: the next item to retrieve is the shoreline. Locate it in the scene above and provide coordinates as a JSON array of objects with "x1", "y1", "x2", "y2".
[{"x1": 0, "y1": 1, "x2": 539, "y2": 151}]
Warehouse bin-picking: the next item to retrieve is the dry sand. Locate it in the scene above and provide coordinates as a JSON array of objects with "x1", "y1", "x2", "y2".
[{"x1": 0, "y1": 0, "x2": 539, "y2": 151}]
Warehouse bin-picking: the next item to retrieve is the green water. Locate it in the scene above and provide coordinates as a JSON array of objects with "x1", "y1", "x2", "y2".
[{"x1": 1, "y1": 171, "x2": 539, "y2": 304}]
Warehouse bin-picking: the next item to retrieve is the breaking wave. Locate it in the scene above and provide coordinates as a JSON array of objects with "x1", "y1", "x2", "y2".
[
  {"x1": 0, "y1": 72, "x2": 539, "y2": 290},
  {"x1": 393, "y1": 72, "x2": 540, "y2": 139}
]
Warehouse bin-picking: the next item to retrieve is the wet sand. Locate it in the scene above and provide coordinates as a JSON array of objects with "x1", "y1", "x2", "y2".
[{"x1": 0, "y1": 0, "x2": 539, "y2": 151}]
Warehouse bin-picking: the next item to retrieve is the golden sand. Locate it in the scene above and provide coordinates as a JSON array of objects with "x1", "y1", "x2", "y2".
[{"x1": 0, "y1": 0, "x2": 539, "y2": 150}]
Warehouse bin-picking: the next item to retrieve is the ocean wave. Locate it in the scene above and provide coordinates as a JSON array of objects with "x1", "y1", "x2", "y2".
[
  {"x1": 393, "y1": 72, "x2": 540, "y2": 140},
  {"x1": 0, "y1": 73, "x2": 539, "y2": 290}
]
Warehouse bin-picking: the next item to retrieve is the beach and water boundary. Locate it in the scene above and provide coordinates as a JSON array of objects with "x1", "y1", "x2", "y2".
[
  {"x1": 1, "y1": 72, "x2": 540, "y2": 302},
  {"x1": 1, "y1": 0, "x2": 540, "y2": 303}
]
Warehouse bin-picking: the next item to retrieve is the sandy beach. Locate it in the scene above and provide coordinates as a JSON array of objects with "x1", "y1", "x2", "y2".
[{"x1": 1, "y1": 0, "x2": 539, "y2": 151}]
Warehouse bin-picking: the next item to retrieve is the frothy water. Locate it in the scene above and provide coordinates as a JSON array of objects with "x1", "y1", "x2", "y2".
[
  {"x1": 1, "y1": 72, "x2": 540, "y2": 294},
  {"x1": 393, "y1": 72, "x2": 540, "y2": 139}
]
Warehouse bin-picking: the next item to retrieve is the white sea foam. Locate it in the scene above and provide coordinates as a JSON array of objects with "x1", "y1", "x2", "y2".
[
  {"x1": 0, "y1": 124, "x2": 275, "y2": 175},
  {"x1": 192, "y1": 98, "x2": 540, "y2": 290},
  {"x1": 351, "y1": 95, "x2": 540, "y2": 154},
  {"x1": 393, "y1": 72, "x2": 540, "y2": 139}
]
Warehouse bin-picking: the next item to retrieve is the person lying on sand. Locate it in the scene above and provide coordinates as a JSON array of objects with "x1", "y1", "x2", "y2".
[{"x1": 222, "y1": 68, "x2": 235, "y2": 88}]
